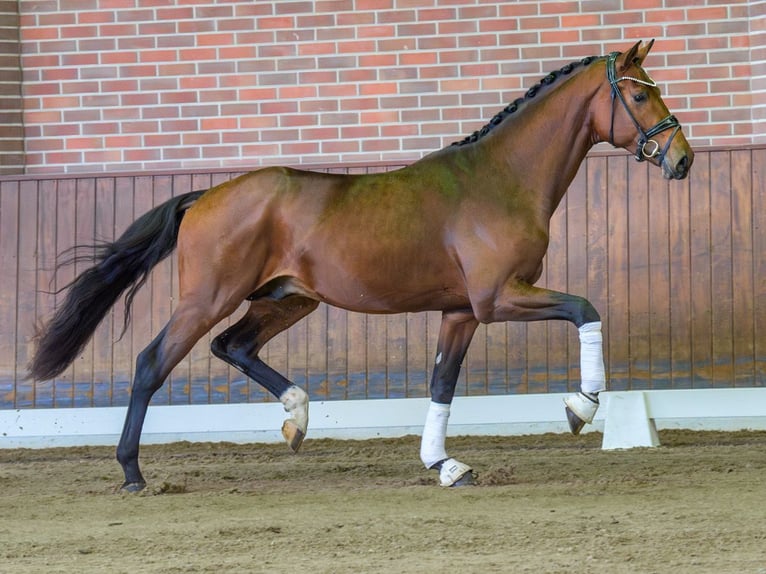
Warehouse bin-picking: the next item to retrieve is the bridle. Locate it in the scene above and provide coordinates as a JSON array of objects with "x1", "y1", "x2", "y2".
[{"x1": 606, "y1": 51, "x2": 681, "y2": 164}]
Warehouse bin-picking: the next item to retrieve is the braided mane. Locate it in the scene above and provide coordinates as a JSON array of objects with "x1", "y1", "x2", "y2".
[{"x1": 451, "y1": 55, "x2": 602, "y2": 147}]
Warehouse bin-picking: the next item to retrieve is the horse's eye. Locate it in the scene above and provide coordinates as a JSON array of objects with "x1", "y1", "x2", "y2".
[{"x1": 633, "y1": 92, "x2": 647, "y2": 103}]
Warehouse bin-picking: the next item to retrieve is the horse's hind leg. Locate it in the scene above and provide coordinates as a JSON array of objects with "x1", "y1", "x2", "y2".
[
  {"x1": 117, "y1": 301, "x2": 235, "y2": 492},
  {"x1": 211, "y1": 296, "x2": 319, "y2": 452},
  {"x1": 420, "y1": 309, "x2": 479, "y2": 487}
]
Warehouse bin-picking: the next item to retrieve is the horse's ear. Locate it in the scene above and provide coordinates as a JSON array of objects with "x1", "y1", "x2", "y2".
[
  {"x1": 617, "y1": 40, "x2": 646, "y2": 72},
  {"x1": 634, "y1": 39, "x2": 655, "y2": 66}
]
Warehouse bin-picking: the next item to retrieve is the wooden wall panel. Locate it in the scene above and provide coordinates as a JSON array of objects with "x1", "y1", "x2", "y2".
[{"x1": 0, "y1": 148, "x2": 763, "y2": 409}]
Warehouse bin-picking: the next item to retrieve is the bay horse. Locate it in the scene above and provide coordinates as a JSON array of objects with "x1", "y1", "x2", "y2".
[{"x1": 29, "y1": 40, "x2": 693, "y2": 490}]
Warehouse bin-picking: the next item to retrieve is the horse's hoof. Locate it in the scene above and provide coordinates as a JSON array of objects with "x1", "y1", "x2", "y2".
[
  {"x1": 565, "y1": 406, "x2": 587, "y2": 435},
  {"x1": 450, "y1": 470, "x2": 476, "y2": 487},
  {"x1": 280, "y1": 386, "x2": 308, "y2": 452},
  {"x1": 281, "y1": 420, "x2": 305, "y2": 453},
  {"x1": 120, "y1": 480, "x2": 146, "y2": 493},
  {"x1": 563, "y1": 392, "x2": 599, "y2": 435}
]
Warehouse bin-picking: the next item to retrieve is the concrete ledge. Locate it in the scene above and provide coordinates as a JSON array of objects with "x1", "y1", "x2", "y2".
[{"x1": 1, "y1": 388, "x2": 764, "y2": 449}]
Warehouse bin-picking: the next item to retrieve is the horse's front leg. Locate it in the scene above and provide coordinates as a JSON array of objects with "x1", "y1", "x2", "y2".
[
  {"x1": 420, "y1": 309, "x2": 479, "y2": 486},
  {"x1": 474, "y1": 279, "x2": 606, "y2": 435},
  {"x1": 563, "y1": 321, "x2": 605, "y2": 434}
]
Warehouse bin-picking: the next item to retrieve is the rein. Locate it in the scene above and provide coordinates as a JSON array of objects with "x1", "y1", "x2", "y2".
[{"x1": 606, "y1": 52, "x2": 681, "y2": 163}]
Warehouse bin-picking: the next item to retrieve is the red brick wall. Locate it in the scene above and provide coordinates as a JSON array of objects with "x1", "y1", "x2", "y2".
[
  {"x1": 0, "y1": 0, "x2": 23, "y2": 174},
  {"x1": 16, "y1": 0, "x2": 764, "y2": 174},
  {"x1": 752, "y1": 1, "x2": 766, "y2": 130}
]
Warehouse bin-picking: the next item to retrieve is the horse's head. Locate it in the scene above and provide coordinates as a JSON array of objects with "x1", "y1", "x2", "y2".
[{"x1": 594, "y1": 40, "x2": 694, "y2": 180}]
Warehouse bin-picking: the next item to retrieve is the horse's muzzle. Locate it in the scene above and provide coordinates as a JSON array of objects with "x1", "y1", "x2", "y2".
[{"x1": 663, "y1": 152, "x2": 692, "y2": 180}]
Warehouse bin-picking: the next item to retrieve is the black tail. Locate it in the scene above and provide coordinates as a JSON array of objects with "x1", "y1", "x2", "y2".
[{"x1": 28, "y1": 189, "x2": 207, "y2": 381}]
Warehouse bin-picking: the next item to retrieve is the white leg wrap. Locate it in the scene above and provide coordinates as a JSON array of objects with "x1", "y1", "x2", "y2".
[
  {"x1": 578, "y1": 321, "x2": 606, "y2": 393},
  {"x1": 420, "y1": 401, "x2": 450, "y2": 469},
  {"x1": 280, "y1": 385, "x2": 308, "y2": 432},
  {"x1": 438, "y1": 458, "x2": 473, "y2": 487},
  {"x1": 564, "y1": 391, "x2": 600, "y2": 424}
]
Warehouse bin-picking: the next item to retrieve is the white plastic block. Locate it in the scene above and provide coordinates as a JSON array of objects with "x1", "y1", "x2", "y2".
[{"x1": 602, "y1": 391, "x2": 660, "y2": 450}]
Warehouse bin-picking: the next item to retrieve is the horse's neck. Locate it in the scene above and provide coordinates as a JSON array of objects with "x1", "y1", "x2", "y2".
[{"x1": 480, "y1": 65, "x2": 603, "y2": 217}]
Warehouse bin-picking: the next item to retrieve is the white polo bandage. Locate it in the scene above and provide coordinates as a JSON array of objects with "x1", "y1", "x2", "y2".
[
  {"x1": 579, "y1": 321, "x2": 606, "y2": 393},
  {"x1": 420, "y1": 401, "x2": 450, "y2": 469}
]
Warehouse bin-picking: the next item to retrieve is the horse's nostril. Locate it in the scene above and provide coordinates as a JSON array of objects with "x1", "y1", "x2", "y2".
[{"x1": 676, "y1": 155, "x2": 689, "y2": 175}]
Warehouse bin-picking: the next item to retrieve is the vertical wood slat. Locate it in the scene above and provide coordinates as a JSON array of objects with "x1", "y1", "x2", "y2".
[
  {"x1": 0, "y1": 180, "x2": 20, "y2": 407},
  {"x1": 485, "y1": 322, "x2": 508, "y2": 395},
  {"x1": 405, "y1": 311, "x2": 429, "y2": 398},
  {"x1": 306, "y1": 303, "x2": 328, "y2": 398},
  {"x1": 647, "y1": 167, "x2": 672, "y2": 390},
  {"x1": 627, "y1": 159, "x2": 651, "y2": 389},
  {"x1": 0, "y1": 147, "x2": 763, "y2": 410},
  {"x1": 325, "y1": 305, "x2": 348, "y2": 400},
  {"x1": 753, "y1": 149, "x2": 766, "y2": 387},
  {"x1": 93, "y1": 177, "x2": 116, "y2": 406},
  {"x1": 72, "y1": 178, "x2": 97, "y2": 406},
  {"x1": 53, "y1": 179, "x2": 76, "y2": 406},
  {"x1": 606, "y1": 155, "x2": 630, "y2": 391},
  {"x1": 464, "y1": 321, "x2": 487, "y2": 396},
  {"x1": 586, "y1": 154, "x2": 609, "y2": 391},
  {"x1": 730, "y1": 149, "x2": 755, "y2": 387},
  {"x1": 668, "y1": 162, "x2": 693, "y2": 388},
  {"x1": 709, "y1": 152, "x2": 735, "y2": 387},
  {"x1": 386, "y1": 313, "x2": 407, "y2": 398},
  {"x1": 111, "y1": 177, "x2": 135, "y2": 405},
  {"x1": 689, "y1": 153, "x2": 714, "y2": 387},
  {"x1": 16, "y1": 180, "x2": 39, "y2": 407},
  {"x1": 35, "y1": 179, "x2": 58, "y2": 407}
]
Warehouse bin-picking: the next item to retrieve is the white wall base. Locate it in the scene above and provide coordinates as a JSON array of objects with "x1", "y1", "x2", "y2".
[{"x1": 1, "y1": 388, "x2": 765, "y2": 450}]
